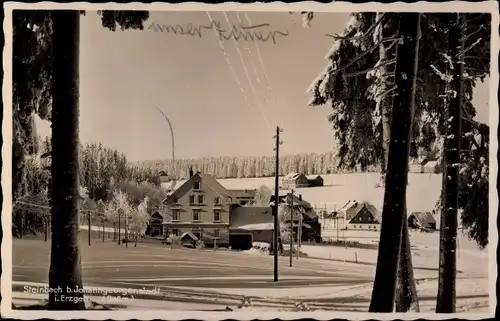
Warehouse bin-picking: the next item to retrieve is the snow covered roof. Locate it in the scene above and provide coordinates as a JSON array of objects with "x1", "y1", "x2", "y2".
[
  {"x1": 283, "y1": 172, "x2": 305, "y2": 180},
  {"x1": 180, "y1": 232, "x2": 199, "y2": 241},
  {"x1": 425, "y1": 161, "x2": 439, "y2": 168},
  {"x1": 336, "y1": 200, "x2": 381, "y2": 222},
  {"x1": 306, "y1": 175, "x2": 323, "y2": 180},
  {"x1": 230, "y1": 207, "x2": 273, "y2": 230},
  {"x1": 409, "y1": 212, "x2": 436, "y2": 228}
]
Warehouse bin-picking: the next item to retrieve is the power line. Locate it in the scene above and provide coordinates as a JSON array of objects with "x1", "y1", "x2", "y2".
[
  {"x1": 244, "y1": 12, "x2": 281, "y2": 126},
  {"x1": 235, "y1": 12, "x2": 277, "y2": 127},
  {"x1": 222, "y1": 12, "x2": 271, "y2": 129},
  {"x1": 205, "y1": 11, "x2": 254, "y2": 113}
]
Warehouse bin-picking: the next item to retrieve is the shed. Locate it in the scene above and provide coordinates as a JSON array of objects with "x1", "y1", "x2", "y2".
[
  {"x1": 180, "y1": 232, "x2": 199, "y2": 248},
  {"x1": 408, "y1": 212, "x2": 436, "y2": 230},
  {"x1": 306, "y1": 175, "x2": 324, "y2": 187}
]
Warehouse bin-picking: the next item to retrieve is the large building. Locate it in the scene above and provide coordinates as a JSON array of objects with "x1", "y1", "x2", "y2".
[{"x1": 160, "y1": 168, "x2": 232, "y2": 247}]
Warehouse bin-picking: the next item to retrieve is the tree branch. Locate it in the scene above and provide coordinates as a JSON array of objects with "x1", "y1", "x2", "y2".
[
  {"x1": 331, "y1": 37, "x2": 400, "y2": 76},
  {"x1": 344, "y1": 58, "x2": 397, "y2": 78},
  {"x1": 326, "y1": 13, "x2": 387, "y2": 41},
  {"x1": 457, "y1": 38, "x2": 482, "y2": 57}
]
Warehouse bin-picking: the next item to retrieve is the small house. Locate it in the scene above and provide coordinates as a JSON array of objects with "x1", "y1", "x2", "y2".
[
  {"x1": 338, "y1": 200, "x2": 381, "y2": 230},
  {"x1": 306, "y1": 175, "x2": 324, "y2": 187},
  {"x1": 269, "y1": 193, "x2": 322, "y2": 242},
  {"x1": 424, "y1": 161, "x2": 441, "y2": 174},
  {"x1": 180, "y1": 231, "x2": 199, "y2": 248},
  {"x1": 281, "y1": 173, "x2": 309, "y2": 189},
  {"x1": 408, "y1": 212, "x2": 436, "y2": 230}
]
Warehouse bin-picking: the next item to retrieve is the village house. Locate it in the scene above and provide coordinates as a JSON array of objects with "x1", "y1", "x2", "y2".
[
  {"x1": 408, "y1": 212, "x2": 437, "y2": 230},
  {"x1": 281, "y1": 173, "x2": 309, "y2": 189},
  {"x1": 229, "y1": 205, "x2": 274, "y2": 250},
  {"x1": 146, "y1": 211, "x2": 165, "y2": 237},
  {"x1": 336, "y1": 200, "x2": 381, "y2": 231},
  {"x1": 228, "y1": 189, "x2": 257, "y2": 206},
  {"x1": 306, "y1": 175, "x2": 324, "y2": 187},
  {"x1": 160, "y1": 168, "x2": 232, "y2": 247},
  {"x1": 270, "y1": 193, "x2": 322, "y2": 243}
]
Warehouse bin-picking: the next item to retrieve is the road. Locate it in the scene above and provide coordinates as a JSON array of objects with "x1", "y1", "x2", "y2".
[
  {"x1": 11, "y1": 237, "x2": 490, "y2": 313},
  {"x1": 13, "y1": 237, "x2": 374, "y2": 289}
]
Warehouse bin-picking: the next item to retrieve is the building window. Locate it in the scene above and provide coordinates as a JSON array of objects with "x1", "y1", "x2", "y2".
[
  {"x1": 214, "y1": 196, "x2": 220, "y2": 205},
  {"x1": 198, "y1": 195, "x2": 205, "y2": 204},
  {"x1": 213, "y1": 228, "x2": 220, "y2": 238},
  {"x1": 172, "y1": 210, "x2": 179, "y2": 221},
  {"x1": 353, "y1": 225, "x2": 356, "y2": 228},
  {"x1": 213, "y1": 210, "x2": 220, "y2": 222},
  {"x1": 172, "y1": 228, "x2": 179, "y2": 236},
  {"x1": 194, "y1": 181, "x2": 201, "y2": 190},
  {"x1": 192, "y1": 210, "x2": 200, "y2": 221},
  {"x1": 189, "y1": 195, "x2": 195, "y2": 204}
]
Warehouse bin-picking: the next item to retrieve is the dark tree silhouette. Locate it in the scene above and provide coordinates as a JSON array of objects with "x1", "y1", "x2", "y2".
[{"x1": 369, "y1": 13, "x2": 421, "y2": 312}]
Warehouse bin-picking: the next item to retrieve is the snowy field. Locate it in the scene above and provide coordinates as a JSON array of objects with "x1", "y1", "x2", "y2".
[{"x1": 174, "y1": 173, "x2": 442, "y2": 214}]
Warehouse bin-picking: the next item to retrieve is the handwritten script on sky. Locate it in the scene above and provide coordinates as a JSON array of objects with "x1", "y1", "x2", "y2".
[{"x1": 147, "y1": 21, "x2": 289, "y2": 44}]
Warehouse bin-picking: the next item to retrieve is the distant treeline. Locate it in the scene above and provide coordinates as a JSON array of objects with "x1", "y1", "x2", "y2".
[{"x1": 132, "y1": 151, "x2": 380, "y2": 180}]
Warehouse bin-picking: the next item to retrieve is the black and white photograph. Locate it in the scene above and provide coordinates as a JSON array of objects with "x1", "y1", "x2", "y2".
[{"x1": 2, "y1": 1, "x2": 498, "y2": 318}]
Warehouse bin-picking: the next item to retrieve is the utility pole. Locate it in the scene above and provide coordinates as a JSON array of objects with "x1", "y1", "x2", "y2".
[
  {"x1": 297, "y1": 206, "x2": 302, "y2": 260},
  {"x1": 289, "y1": 191, "x2": 294, "y2": 267},
  {"x1": 118, "y1": 211, "x2": 121, "y2": 245},
  {"x1": 88, "y1": 211, "x2": 91, "y2": 246},
  {"x1": 273, "y1": 126, "x2": 283, "y2": 282}
]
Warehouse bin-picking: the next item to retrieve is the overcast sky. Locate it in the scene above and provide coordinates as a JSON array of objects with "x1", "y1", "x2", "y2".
[{"x1": 35, "y1": 11, "x2": 490, "y2": 161}]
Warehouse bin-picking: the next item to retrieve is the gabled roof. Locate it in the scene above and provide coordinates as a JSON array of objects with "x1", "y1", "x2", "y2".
[
  {"x1": 306, "y1": 175, "x2": 323, "y2": 180},
  {"x1": 158, "y1": 170, "x2": 169, "y2": 176},
  {"x1": 283, "y1": 172, "x2": 305, "y2": 180},
  {"x1": 230, "y1": 206, "x2": 273, "y2": 229},
  {"x1": 337, "y1": 200, "x2": 381, "y2": 221},
  {"x1": 409, "y1": 212, "x2": 436, "y2": 226},
  {"x1": 269, "y1": 194, "x2": 318, "y2": 219},
  {"x1": 162, "y1": 173, "x2": 231, "y2": 204},
  {"x1": 425, "y1": 161, "x2": 439, "y2": 168}
]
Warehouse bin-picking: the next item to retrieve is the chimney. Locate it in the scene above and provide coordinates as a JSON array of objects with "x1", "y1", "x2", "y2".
[
  {"x1": 299, "y1": 194, "x2": 302, "y2": 201},
  {"x1": 189, "y1": 167, "x2": 194, "y2": 178}
]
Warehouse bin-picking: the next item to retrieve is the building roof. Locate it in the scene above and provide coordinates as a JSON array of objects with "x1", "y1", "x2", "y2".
[
  {"x1": 228, "y1": 189, "x2": 257, "y2": 198},
  {"x1": 306, "y1": 175, "x2": 323, "y2": 180},
  {"x1": 283, "y1": 172, "x2": 304, "y2": 180},
  {"x1": 337, "y1": 200, "x2": 381, "y2": 222},
  {"x1": 230, "y1": 206, "x2": 273, "y2": 230},
  {"x1": 162, "y1": 172, "x2": 231, "y2": 204},
  {"x1": 409, "y1": 212, "x2": 436, "y2": 227},
  {"x1": 158, "y1": 170, "x2": 169, "y2": 176},
  {"x1": 424, "y1": 161, "x2": 439, "y2": 168},
  {"x1": 269, "y1": 194, "x2": 318, "y2": 219},
  {"x1": 180, "y1": 232, "x2": 199, "y2": 241}
]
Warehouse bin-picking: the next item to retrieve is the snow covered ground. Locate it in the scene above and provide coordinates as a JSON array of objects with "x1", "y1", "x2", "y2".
[{"x1": 175, "y1": 173, "x2": 442, "y2": 214}]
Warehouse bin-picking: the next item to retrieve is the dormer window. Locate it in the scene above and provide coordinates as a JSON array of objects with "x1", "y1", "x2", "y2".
[{"x1": 193, "y1": 181, "x2": 201, "y2": 190}]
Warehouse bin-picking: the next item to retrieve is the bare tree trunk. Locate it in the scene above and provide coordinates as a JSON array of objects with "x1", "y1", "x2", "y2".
[
  {"x1": 369, "y1": 13, "x2": 420, "y2": 312},
  {"x1": 436, "y1": 13, "x2": 463, "y2": 313},
  {"x1": 48, "y1": 10, "x2": 84, "y2": 310}
]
